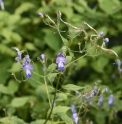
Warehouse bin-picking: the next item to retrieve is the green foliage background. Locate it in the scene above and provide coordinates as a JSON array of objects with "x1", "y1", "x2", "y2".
[{"x1": 0, "y1": 0, "x2": 122, "y2": 124}]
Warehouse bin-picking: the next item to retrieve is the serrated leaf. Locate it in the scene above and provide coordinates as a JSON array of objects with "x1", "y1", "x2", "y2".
[
  {"x1": 47, "y1": 73, "x2": 58, "y2": 83},
  {"x1": 48, "y1": 63, "x2": 57, "y2": 71},
  {"x1": 56, "y1": 93, "x2": 67, "y2": 101},
  {"x1": 57, "y1": 112, "x2": 73, "y2": 124},
  {"x1": 62, "y1": 84, "x2": 84, "y2": 91}
]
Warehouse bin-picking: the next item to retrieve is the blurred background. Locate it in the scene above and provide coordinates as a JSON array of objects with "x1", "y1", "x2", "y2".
[{"x1": 0, "y1": 0, "x2": 122, "y2": 124}]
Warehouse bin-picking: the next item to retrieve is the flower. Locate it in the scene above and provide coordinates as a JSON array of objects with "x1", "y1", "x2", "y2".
[
  {"x1": 115, "y1": 59, "x2": 121, "y2": 68},
  {"x1": 40, "y1": 54, "x2": 45, "y2": 60},
  {"x1": 12, "y1": 47, "x2": 22, "y2": 62},
  {"x1": 103, "y1": 38, "x2": 109, "y2": 43},
  {"x1": 108, "y1": 94, "x2": 114, "y2": 106},
  {"x1": 38, "y1": 12, "x2": 43, "y2": 17},
  {"x1": 0, "y1": 0, "x2": 5, "y2": 10},
  {"x1": 99, "y1": 31, "x2": 104, "y2": 36},
  {"x1": 22, "y1": 55, "x2": 33, "y2": 78},
  {"x1": 98, "y1": 94, "x2": 103, "y2": 106},
  {"x1": 15, "y1": 51, "x2": 22, "y2": 62},
  {"x1": 56, "y1": 53, "x2": 66, "y2": 71},
  {"x1": 71, "y1": 104, "x2": 78, "y2": 124},
  {"x1": 102, "y1": 88, "x2": 108, "y2": 93}
]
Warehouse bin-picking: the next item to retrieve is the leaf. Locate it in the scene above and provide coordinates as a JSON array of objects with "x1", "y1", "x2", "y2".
[
  {"x1": 8, "y1": 80, "x2": 19, "y2": 94},
  {"x1": 0, "y1": 116, "x2": 27, "y2": 124},
  {"x1": 56, "y1": 93, "x2": 67, "y2": 101},
  {"x1": 98, "y1": 0, "x2": 121, "y2": 15},
  {"x1": 62, "y1": 84, "x2": 84, "y2": 91},
  {"x1": 15, "y1": 2, "x2": 35, "y2": 14},
  {"x1": 57, "y1": 112, "x2": 73, "y2": 124},
  {"x1": 48, "y1": 63, "x2": 57, "y2": 71},
  {"x1": 11, "y1": 97, "x2": 30, "y2": 107},
  {"x1": 8, "y1": 62, "x2": 22, "y2": 72},
  {"x1": 47, "y1": 73, "x2": 58, "y2": 83},
  {"x1": 25, "y1": 43, "x2": 37, "y2": 51},
  {"x1": 30, "y1": 119, "x2": 57, "y2": 124},
  {"x1": 53, "y1": 106, "x2": 70, "y2": 114},
  {"x1": 66, "y1": 56, "x2": 72, "y2": 63},
  {"x1": 0, "y1": 84, "x2": 12, "y2": 95}
]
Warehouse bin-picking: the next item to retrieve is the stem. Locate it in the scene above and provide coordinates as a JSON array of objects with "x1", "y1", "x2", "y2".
[
  {"x1": 44, "y1": 73, "x2": 51, "y2": 108},
  {"x1": 44, "y1": 74, "x2": 61, "y2": 124}
]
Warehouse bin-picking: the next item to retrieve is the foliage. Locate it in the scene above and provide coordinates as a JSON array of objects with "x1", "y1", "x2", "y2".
[{"x1": 0, "y1": 0, "x2": 122, "y2": 124}]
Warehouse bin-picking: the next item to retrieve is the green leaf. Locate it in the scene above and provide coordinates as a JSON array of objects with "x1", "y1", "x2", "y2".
[
  {"x1": 47, "y1": 73, "x2": 58, "y2": 83},
  {"x1": 30, "y1": 119, "x2": 57, "y2": 124},
  {"x1": 15, "y1": 2, "x2": 35, "y2": 14},
  {"x1": 66, "y1": 56, "x2": 72, "y2": 63},
  {"x1": 56, "y1": 93, "x2": 67, "y2": 101},
  {"x1": 53, "y1": 106, "x2": 70, "y2": 114},
  {"x1": 91, "y1": 56, "x2": 109, "y2": 73},
  {"x1": 8, "y1": 80, "x2": 19, "y2": 94},
  {"x1": 0, "y1": 116, "x2": 27, "y2": 124},
  {"x1": 98, "y1": 0, "x2": 121, "y2": 15},
  {"x1": 48, "y1": 63, "x2": 57, "y2": 71},
  {"x1": 8, "y1": 63, "x2": 22, "y2": 72},
  {"x1": 62, "y1": 84, "x2": 84, "y2": 91},
  {"x1": 25, "y1": 43, "x2": 37, "y2": 51},
  {"x1": 0, "y1": 84, "x2": 12, "y2": 95},
  {"x1": 11, "y1": 97, "x2": 30, "y2": 107},
  {"x1": 57, "y1": 112, "x2": 73, "y2": 124},
  {"x1": 44, "y1": 30, "x2": 62, "y2": 51}
]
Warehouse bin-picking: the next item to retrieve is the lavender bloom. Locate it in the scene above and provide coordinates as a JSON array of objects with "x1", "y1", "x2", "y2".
[
  {"x1": 115, "y1": 60, "x2": 121, "y2": 67},
  {"x1": 0, "y1": 0, "x2": 4, "y2": 10},
  {"x1": 90, "y1": 92, "x2": 94, "y2": 97},
  {"x1": 22, "y1": 55, "x2": 33, "y2": 78},
  {"x1": 40, "y1": 54, "x2": 45, "y2": 60},
  {"x1": 98, "y1": 95, "x2": 103, "y2": 106},
  {"x1": 38, "y1": 12, "x2": 43, "y2": 17},
  {"x1": 71, "y1": 104, "x2": 78, "y2": 124},
  {"x1": 108, "y1": 94, "x2": 114, "y2": 106},
  {"x1": 93, "y1": 86, "x2": 98, "y2": 94},
  {"x1": 103, "y1": 38, "x2": 109, "y2": 43},
  {"x1": 23, "y1": 55, "x2": 31, "y2": 64},
  {"x1": 15, "y1": 51, "x2": 22, "y2": 62},
  {"x1": 88, "y1": 97, "x2": 92, "y2": 105},
  {"x1": 56, "y1": 53, "x2": 66, "y2": 71},
  {"x1": 99, "y1": 31, "x2": 104, "y2": 36},
  {"x1": 102, "y1": 88, "x2": 108, "y2": 93},
  {"x1": 118, "y1": 68, "x2": 122, "y2": 73}
]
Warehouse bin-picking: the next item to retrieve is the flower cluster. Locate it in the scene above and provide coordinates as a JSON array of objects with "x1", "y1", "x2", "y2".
[
  {"x1": 71, "y1": 104, "x2": 79, "y2": 124},
  {"x1": 56, "y1": 53, "x2": 66, "y2": 71},
  {"x1": 22, "y1": 55, "x2": 33, "y2": 78},
  {"x1": 13, "y1": 47, "x2": 33, "y2": 78}
]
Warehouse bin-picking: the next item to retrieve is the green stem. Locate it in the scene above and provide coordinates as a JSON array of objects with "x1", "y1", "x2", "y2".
[{"x1": 44, "y1": 74, "x2": 61, "y2": 124}]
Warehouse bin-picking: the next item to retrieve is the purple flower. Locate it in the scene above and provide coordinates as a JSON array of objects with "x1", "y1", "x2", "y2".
[
  {"x1": 103, "y1": 38, "x2": 109, "y2": 43},
  {"x1": 108, "y1": 94, "x2": 114, "y2": 106},
  {"x1": 22, "y1": 55, "x2": 33, "y2": 78},
  {"x1": 0, "y1": 0, "x2": 4, "y2": 10},
  {"x1": 99, "y1": 31, "x2": 104, "y2": 36},
  {"x1": 15, "y1": 51, "x2": 22, "y2": 62},
  {"x1": 40, "y1": 54, "x2": 45, "y2": 60},
  {"x1": 56, "y1": 53, "x2": 66, "y2": 71},
  {"x1": 118, "y1": 68, "x2": 122, "y2": 73},
  {"x1": 38, "y1": 12, "x2": 43, "y2": 17},
  {"x1": 115, "y1": 60, "x2": 121, "y2": 67},
  {"x1": 71, "y1": 104, "x2": 78, "y2": 124},
  {"x1": 90, "y1": 92, "x2": 94, "y2": 97},
  {"x1": 98, "y1": 95, "x2": 103, "y2": 106},
  {"x1": 88, "y1": 97, "x2": 92, "y2": 105},
  {"x1": 102, "y1": 88, "x2": 108, "y2": 93}
]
